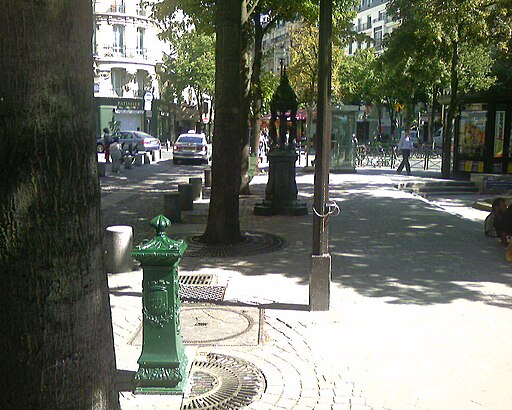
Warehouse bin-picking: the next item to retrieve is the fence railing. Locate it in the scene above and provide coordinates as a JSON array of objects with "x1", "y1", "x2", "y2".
[{"x1": 355, "y1": 144, "x2": 442, "y2": 171}]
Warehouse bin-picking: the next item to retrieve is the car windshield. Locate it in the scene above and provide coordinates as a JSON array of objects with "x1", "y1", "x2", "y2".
[{"x1": 178, "y1": 136, "x2": 203, "y2": 144}]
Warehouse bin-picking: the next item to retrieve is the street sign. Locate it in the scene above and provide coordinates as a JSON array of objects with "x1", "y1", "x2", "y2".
[{"x1": 144, "y1": 91, "x2": 153, "y2": 102}]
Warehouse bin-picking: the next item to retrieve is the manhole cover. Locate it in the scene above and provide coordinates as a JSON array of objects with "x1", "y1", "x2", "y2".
[
  {"x1": 171, "y1": 231, "x2": 288, "y2": 257},
  {"x1": 129, "y1": 306, "x2": 261, "y2": 347},
  {"x1": 181, "y1": 307, "x2": 257, "y2": 344},
  {"x1": 182, "y1": 353, "x2": 266, "y2": 410}
]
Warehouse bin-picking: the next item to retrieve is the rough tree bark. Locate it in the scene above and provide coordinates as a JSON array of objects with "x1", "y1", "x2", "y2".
[
  {"x1": 0, "y1": 1, "x2": 118, "y2": 408},
  {"x1": 201, "y1": 0, "x2": 243, "y2": 244}
]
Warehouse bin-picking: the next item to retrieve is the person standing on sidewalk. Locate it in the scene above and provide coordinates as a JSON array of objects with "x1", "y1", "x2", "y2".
[
  {"x1": 396, "y1": 128, "x2": 414, "y2": 175},
  {"x1": 103, "y1": 127, "x2": 112, "y2": 163}
]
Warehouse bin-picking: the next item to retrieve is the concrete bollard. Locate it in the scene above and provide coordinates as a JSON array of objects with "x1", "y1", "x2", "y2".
[
  {"x1": 124, "y1": 156, "x2": 133, "y2": 169},
  {"x1": 204, "y1": 168, "x2": 212, "y2": 187},
  {"x1": 105, "y1": 225, "x2": 133, "y2": 273},
  {"x1": 134, "y1": 154, "x2": 143, "y2": 166},
  {"x1": 144, "y1": 153, "x2": 150, "y2": 164},
  {"x1": 164, "y1": 192, "x2": 182, "y2": 223},
  {"x1": 178, "y1": 184, "x2": 193, "y2": 211},
  {"x1": 189, "y1": 177, "x2": 202, "y2": 201},
  {"x1": 152, "y1": 150, "x2": 161, "y2": 162},
  {"x1": 98, "y1": 162, "x2": 106, "y2": 177}
]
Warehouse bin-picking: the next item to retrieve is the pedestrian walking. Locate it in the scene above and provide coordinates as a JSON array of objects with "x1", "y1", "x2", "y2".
[
  {"x1": 103, "y1": 127, "x2": 112, "y2": 163},
  {"x1": 109, "y1": 136, "x2": 123, "y2": 173},
  {"x1": 396, "y1": 128, "x2": 414, "y2": 175}
]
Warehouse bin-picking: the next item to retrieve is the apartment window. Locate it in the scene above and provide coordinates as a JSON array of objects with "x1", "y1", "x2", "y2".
[
  {"x1": 137, "y1": 28, "x2": 145, "y2": 56},
  {"x1": 136, "y1": 70, "x2": 149, "y2": 97},
  {"x1": 111, "y1": 0, "x2": 125, "y2": 13},
  {"x1": 111, "y1": 68, "x2": 126, "y2": 97},
  {"x1": 367, "y1": 15, "x2": 372, "y2": 29},
  {"x1": 374, "y1": 27, "x2": 383, "y2": 49},
  {"x1": 113, "y1": 25, "x2": 125, "y2": 55}
]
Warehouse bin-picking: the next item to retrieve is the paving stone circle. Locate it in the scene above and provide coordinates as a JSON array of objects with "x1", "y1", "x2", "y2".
[{"x1": 172, "y1": 230, "x2": 288, "y2": 257}]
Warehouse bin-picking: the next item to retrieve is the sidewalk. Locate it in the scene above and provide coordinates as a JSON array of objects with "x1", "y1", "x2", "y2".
[{"x1": 103, "y1": 153, "x2": 512, "y2": 410}]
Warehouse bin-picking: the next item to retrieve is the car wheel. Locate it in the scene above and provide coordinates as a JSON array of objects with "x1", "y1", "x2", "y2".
[{"x1": 97, "y1": 144, "x2": 105, "y2": 153}]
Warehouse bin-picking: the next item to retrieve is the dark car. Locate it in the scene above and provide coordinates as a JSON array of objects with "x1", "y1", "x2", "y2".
[{"x1": 113, "y1": 131, "x2": 161, "y2": 153}]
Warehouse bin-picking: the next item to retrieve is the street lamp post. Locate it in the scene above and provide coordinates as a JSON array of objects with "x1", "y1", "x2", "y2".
[{"x1": 310, "y1": 0, "x2": 332, "y2": 311}]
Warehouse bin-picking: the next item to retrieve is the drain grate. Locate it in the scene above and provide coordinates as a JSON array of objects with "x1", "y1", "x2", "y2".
[
  {"x1": 178, "y1": 274, "x2": 225, "y2": 302},
  {"x1": 171, "y1": 231, "x2": 288, "y2": 258},
  {"x1": 180, "y1": 285, "x2": 226, "y2": 302},
  {"x1": 180, "y1": 274, "x2": 215, "y2": 286},
  {"x1": 182, "y1": 353, "x2": 266, "y2": 410}
]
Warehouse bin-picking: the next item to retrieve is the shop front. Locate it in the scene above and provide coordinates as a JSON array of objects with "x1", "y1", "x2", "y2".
[{"x1": 454, "y1": 93, "x2": 512, "y2": 176}]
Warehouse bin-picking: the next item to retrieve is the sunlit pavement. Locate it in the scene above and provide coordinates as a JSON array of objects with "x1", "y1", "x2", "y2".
[{"x1": 104, "y1": 152, "x2": 512, "y2": 409}]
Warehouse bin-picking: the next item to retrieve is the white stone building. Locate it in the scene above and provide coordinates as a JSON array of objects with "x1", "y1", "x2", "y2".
[
  {"x1": 92, "y1": 0, "x2": 170, "y2": 136},
  {"x1": 347, "y1": 0, "x2": 400, "y2": 55}
]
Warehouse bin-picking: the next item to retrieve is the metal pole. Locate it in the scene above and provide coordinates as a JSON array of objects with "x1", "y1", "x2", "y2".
[{"x1": 310, "y1": 0, "x2": 332, "y2": 311}]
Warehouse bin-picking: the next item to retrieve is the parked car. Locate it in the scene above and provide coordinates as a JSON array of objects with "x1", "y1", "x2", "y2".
[
  {"x1": 97, "y1": 136, "x2": 105, "y2": 153},
  {"x1": 433, "y1": 127, "x2": 443, "y2": 147},
  {"x1": 113, "y1": 131, "x2": 161, "y2": 153},
  {"x1": 172, "y1": 133, "x2": 211, "y2": 164}
]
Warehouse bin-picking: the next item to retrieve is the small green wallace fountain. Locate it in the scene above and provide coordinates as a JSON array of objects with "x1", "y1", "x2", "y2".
[
  {"x1": 131, "y1": 215, "x2": 188, "y2": 394},
  {"x1": 254, "y1": 68, "x2": 308, "y2": 216}
]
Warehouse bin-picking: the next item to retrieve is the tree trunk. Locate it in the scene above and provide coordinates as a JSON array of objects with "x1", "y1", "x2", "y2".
[
  {"x1": 429, "y1": 84, "x2": 438, "y2": 145},
  {"x1": 442, "y1": 38, "x2": 459, "y2": 178},
  {"x1": 201, "y1": 0, "x2": 243, "y2": 244},
  {"x1": 239, "y1": 6, "x2": 252, "y2": 196},
  {"x1": 0, "y1": 2, "x2": 118, "y2": 409},
  {"x1": 250, "y1": 10, "x2": 264, "y2": 175}
]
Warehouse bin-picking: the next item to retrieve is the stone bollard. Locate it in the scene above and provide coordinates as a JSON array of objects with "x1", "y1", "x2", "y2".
[
  {"x1": 132, "y1": 215, "x2": 188, "y2": 394},
  {"x1": 105, "y1": 225, "x2": 133, "y2": 273},
  {"x1": 144, "y1": 153, "x2": 150, "y2": 164},
  {"x1": 151, "y1": 150, "x2": 161, "y2": 162},
  {"x1": 134, "y1": 154, "x2": 143, "y2": 166},
  {"x1": 124, "y1": 156, "x2": 133, "y2": 169},
  {"x1": 189, "y1": 177, "x2": 202, "y2": 201},
  {"x1": 178, "y1": 183, "x2": 193, "y2": 211},
  {"x1": 98, "y1": 162, "x2": 106, "y2": 177},
  {"x1": 204, "y1": 168, "x2": 212, "y2": 187},
  {"x1": 164, "y1": 192, "x2": 182, "y2": 223}
]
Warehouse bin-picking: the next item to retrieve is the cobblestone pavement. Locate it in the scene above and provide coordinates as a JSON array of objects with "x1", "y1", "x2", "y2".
[{"x1": 103, "y1": 152, "x2": 512, "y2": 410}]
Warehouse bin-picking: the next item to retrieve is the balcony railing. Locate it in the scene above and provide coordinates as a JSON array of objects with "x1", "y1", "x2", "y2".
[
  {"x1": 355, "y1": 22, "x2": 372, "y2": 32},
  {"x1": 97, "y1": 46, "x2": 149, "y2": 60}
]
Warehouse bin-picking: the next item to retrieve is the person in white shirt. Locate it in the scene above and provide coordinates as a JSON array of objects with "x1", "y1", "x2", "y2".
[{"x1": 396, "y1": 128, "x2": 414, "y2": 175}]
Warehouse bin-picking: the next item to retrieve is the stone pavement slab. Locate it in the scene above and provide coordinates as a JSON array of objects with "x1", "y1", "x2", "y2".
[{"x1": 103, "y1": 160, "x2": 512, "y2": 410}]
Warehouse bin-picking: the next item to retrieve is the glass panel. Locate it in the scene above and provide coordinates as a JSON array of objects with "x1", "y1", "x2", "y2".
[
  {"x1": 458, "y1": 108, "x2": 487, "y2": 159},
  {"x1": 494, "y1": 110, "x2": 505, "y2": 157},
  {"x1": 113, "y1": 25, "x2": 124, "y2": 55}
]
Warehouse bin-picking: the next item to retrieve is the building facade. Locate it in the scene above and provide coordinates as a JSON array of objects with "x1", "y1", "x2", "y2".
[
  {"x1": 93, "y1": 0, "x2": 170, "y2": 137},
  {"x1": 347, "y1": 0, "x2": 399, "y2": 55}
]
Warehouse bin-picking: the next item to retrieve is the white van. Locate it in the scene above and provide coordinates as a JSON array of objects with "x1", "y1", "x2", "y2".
[{"x1": 433, "y1": 128, "x2": 443, "y2": 147}]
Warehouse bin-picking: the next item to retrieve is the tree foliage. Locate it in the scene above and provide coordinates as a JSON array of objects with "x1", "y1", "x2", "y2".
[{"x1": 160, "y1": 26, "x2": 215, "y2": 127}]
